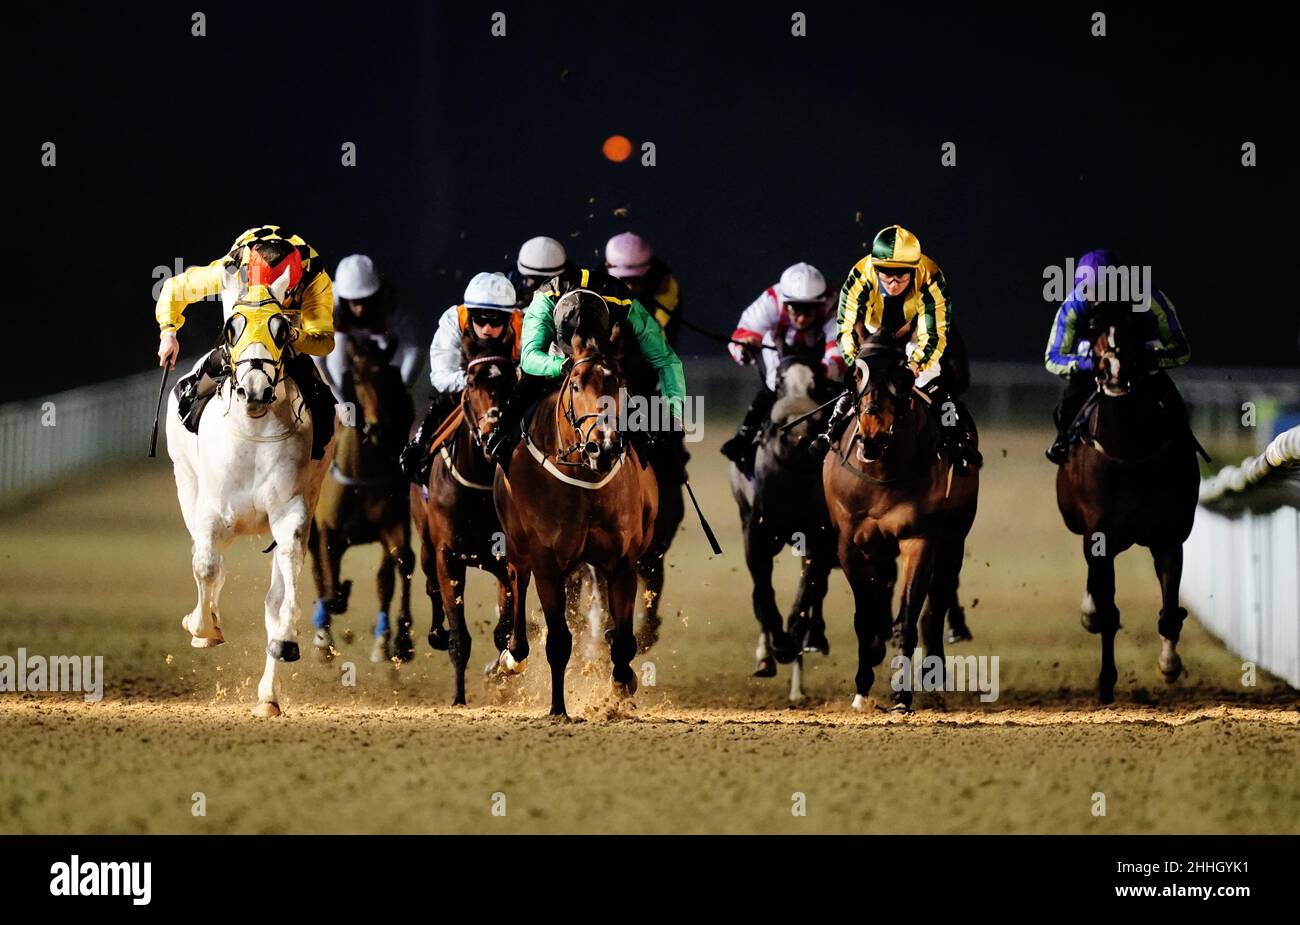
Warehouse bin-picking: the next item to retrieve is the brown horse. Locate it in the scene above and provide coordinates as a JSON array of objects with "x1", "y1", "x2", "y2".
[
  {"x1": 1055, "y1": 302, "x2": 1199, "y2": 703},
  {"x1": 822, "y1": 332, "x2": 980, "y2": 710},
  {"x1": 410, "y1": 332, "x2": 519, "y2": 705},
  {"x1": 573, "y1": 329, "x2": 687, "y2": 656},
  {"x1": 492, "y1": 327, "x2": 659, "y2": 717},
  {"x1": 309, "y1": 338, "x2": 416, "y2": 663}
]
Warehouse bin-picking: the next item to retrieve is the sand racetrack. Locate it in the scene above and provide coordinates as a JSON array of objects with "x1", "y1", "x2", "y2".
[{"x1": 1, "y1": 429, "x2": 1296, "y2": 833}]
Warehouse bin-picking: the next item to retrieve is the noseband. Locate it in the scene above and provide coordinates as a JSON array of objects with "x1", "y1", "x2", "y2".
[
  {"x1": 461, "y1": 354, "x2": 513, "y2": 449},
  {"x1": 556, "y1": 354, "x2": 623, "y2": 470}
]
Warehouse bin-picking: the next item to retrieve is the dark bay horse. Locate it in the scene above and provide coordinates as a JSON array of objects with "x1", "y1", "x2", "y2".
[
  {"x1": 1056, "y1": 302, "x2": 1199, "y2": 703},
  {"x1": 493, "y1": 326, "x2": 659, "y2": 717},
  {"x1": 822, "y1": 332, "x2": 980, "y2": 710},
  {"x1": 728, "y1": 349, "x2": 836, "y2": 704},
  {"x1": 310, "y1": 339, "x2": 416, "y2": 663},
  {"x1": 410, "y1": 333, "x2": 519, "y2": 704}
]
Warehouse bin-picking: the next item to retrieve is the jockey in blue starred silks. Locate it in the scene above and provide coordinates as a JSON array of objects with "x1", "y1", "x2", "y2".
[{"x1": 1044, "y1": 248, "x2": 1191, "y2": 463}]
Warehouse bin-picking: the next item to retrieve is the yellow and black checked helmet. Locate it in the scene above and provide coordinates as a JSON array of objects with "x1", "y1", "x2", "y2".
[{"x1": 225, "y1": 225, "x2": 320, "y2": 299}]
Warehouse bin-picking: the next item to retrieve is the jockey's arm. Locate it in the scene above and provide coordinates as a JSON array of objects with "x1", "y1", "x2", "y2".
[
  {"x1": 908, "y1": 271, "x2": 951, "y2": 374},
  {"x1": 836, "y1": 260, "x2": 872, "y2": 363},
  {"x1": 155, "y1": 259, "x2": 227, "y2": 335},
  {"x1": 1147, "y1": 289, "x2": 1191, "y2": 369},
  {"x1": 291, "y1": 272, "x2": 335, "y2": 357},
  {"x1": 627, "y1": 298, "x2": 686, "y2": 420},
  {"x1": 729, "y1": 289, "x2": 778, "y2": 364},
  {"x1": 519, "y1": 289, "x2": 568, "y2": 378},
  {"x1": 1044, "y1": 295, "x2": 1091, "y2": 377},
  {"x1": 429, "y1": 306, "x2": 470, "y2": 392},
  {"x1": 820, "y1": 313, "x2": 847, "y2": 381}
]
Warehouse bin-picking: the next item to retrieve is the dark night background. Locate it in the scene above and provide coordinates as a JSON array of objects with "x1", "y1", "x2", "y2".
[{"x1": 2, "y1": 1, "x2": 1295, "y2": 401}]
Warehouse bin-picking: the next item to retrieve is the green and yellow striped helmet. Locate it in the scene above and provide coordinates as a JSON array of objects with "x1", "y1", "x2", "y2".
[{"x1": 870, "y1": 225, "x2": 922, "y2": 269}]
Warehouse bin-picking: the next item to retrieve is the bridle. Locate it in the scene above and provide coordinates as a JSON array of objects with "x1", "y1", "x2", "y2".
[
  {"x1": 460, "y1": 354, "x2": 514, "y2": 451},
  {"x1": 554, "y1": 353, "x2": 623, "y2": 471}
]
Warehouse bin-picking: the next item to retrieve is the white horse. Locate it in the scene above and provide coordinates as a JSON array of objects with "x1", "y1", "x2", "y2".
[{"x1": 167, "y1": 270, "x2": 333, "y2": 716}]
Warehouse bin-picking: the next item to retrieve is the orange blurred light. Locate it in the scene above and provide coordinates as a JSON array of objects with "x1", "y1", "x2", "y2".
[{"x1": 602, "y1": 135, "x2": 633, "y2": 163}]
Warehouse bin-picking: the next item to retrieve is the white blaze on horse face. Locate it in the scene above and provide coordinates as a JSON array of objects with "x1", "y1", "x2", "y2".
[
  {"x1": 236, "y1": 342, "x2": 277, "y2": 413},
  {"x1": 782, "y1": 363, "x2": 815, "y2": 400}
]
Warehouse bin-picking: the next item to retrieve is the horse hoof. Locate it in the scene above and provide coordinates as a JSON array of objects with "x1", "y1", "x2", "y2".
[
  {"x1": 892, "y1": 690, "x2": 913, "y2": 712},
  {"x1": 850, "y1": 694, "x2": 870, "y2": 712},
  {"x1": 788, "y1": 692, "x2": 807, "y2": 707},
  {"x1": 889, "y1": 701, "x2": 913, "y2": 714},
  {"x1": 313, "y1": 630, "x2": 335, "y2": 660},
  {"x1": 393, "y1": 634, "x2": 415, "y2": 664},
  {"x1": 190, "y1": 634, "x2": 224, "y2": 648},
  {"x1": 428, "y1": 627, "x2": 450, "y2": 651},
  {"x1": 770, "y1": 632, "x2": 799, "y2": 665},
  {"x1": 612, "y1": 674, "x2": 638, "y2": 698},
  {"x1": 946, "y1": 628, "x2": 973, "y2": 645},
  {"x1": 753, "y1": 657, "x2": 777, "y2": 678},
  {"x1": 252, "y1": 701, "x2": 281, "y2": 718},
  {"x1": 802, "y1": 634, "x2": 830, "y2": 656},
  {"x1": 1158, "y1": 658, "x2": 1184, "y2": 684},
  {"x1": 267, "y1": 640, "x2": 299, "y2": 662},
  {"x1": 370, "y1": 637, "x2": 391, "y2": 664}
]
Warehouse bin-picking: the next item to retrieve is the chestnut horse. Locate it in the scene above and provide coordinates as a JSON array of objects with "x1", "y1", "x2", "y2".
[
  {"x1": 822, "y1": 332, "x2": 980, "y2": 710},
  {"x1": 309, "y1": 338, "x2": 415, "y2": 663},
  {"x1": 1055, "y1": 302, "x2": 1199, "y2": 703},
  {"x1": 411, "y1": 332, "x2": 519, "y2": 704},
  {"x1": 492, "y1": 328, "x2": 658, "y2": 717}
]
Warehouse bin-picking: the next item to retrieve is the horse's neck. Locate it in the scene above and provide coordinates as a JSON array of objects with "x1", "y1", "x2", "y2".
[
  {"x1": 448, "y1": 414, "x2": 494, "y2": 480},
  {"x1": 1091, "y1": 390, "x2": 1166, "y2": 457}
]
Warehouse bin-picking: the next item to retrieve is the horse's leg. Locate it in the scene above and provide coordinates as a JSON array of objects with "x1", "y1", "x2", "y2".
[
  {"x1": 256, "y1": 499, "x2": 310, "y2": 717},
  {"x1": 487, "y1": 562, "x2": 529, "y2": 676},
  {"x1": 606, "y1": 560, "x2": 640, "y2": 700},
  {"x1": 943, "y1": 509, "x2": 976, "y2": 644},
  {"x1": 1083, "y1": 538, "x2": 1121, "y2": 704},
  {"x1": 921, "y1": 532, "x2": 963, "y2": 709},
  {"x1": 436, "y1": 544, "x2": 472, "y2": 705},
  {"x1": 307, "y1": 520, "x2": 332, "y2": 654},
  {"x1": 185, "y1": 513, "x2": 232, "y2": 647},
  {"x1": 421, "y1": 531, "x2": 449, "y2": 651},
  {"x1": 635, "y1": 478, "x2": 682, "y2": 653},
  {"x1": 746, "y1": 521, "x2": 796, "y2": 667},
  {"x1": 1152, "y1": 543, "x2": 1188, "y2": 683},
  {"x1": 393, "y1": 522, "x2": 417, "y2": 662},
  {"x1": 844, "y1": 548, "x2": 888, "y2": 711},
  {"x1": 891, "y1": 537, "x2": 934, "y2": 711},
  {"x1": 369, "y1": 545, "x2": 399, "y2": 663},
  {"x1": 533, "y1": 558, "x2": 571, "y2": 717}
]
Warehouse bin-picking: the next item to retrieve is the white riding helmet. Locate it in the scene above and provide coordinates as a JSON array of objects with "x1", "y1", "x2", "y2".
[
  {"x1": 335, "y1": 254, "x2": 381, "y2": 300},
  {"x1": 517, "y1": 236, "x2": 567, "y2": 277},
  {"x1": 463, "y1": 271, "x2": 517, "y2": 311},
  {"x1": 778, "y1": 262, "x2": 827, "y2": 304}
]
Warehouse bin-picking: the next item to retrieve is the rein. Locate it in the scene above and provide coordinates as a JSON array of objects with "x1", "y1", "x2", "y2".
[{"x1": 523, "y1": 354, "x2": 627, "y2": 490}]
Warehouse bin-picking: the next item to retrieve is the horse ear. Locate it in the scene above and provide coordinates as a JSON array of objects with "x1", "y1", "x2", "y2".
[
  {"x1": 570, "y1": 332, "x2": 583, "y2": 355},
  {"x1": 224, "y1": 313, "x2": 247, "y2": 346},
  {"x1": 269, "y1": 264, "x2": 293, "y2": 304}
]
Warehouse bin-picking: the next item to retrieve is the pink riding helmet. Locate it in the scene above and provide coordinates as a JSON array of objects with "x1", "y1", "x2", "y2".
[{"x1": 605, "y1": 232, "x2": 654, "y2": 279}]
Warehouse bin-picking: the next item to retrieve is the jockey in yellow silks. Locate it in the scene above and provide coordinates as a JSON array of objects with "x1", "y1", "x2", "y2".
[
  {"x1": 809, "y1": 224, "x2": 981, "y2": 469},
  {"x1": 155, "y1": 225, "x2": 338, "y2": 459}
]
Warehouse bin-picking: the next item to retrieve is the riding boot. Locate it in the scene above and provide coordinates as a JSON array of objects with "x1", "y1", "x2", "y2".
[
  {"x1": 486, "y1": 374, "x2": 555, "y2": 475},
  {"x1": 1046, "y1": 375, "x2": 1092, "y2": 464},
  {"x1": 807, "y1": 391, "x2": 855, "y2": 460},
  {"x1": 400, "y1": 395, "x2": 455, "y2": 486},
  {"x1": 720, "y1": 387, "x2": 776, "y2": 477},
  {"x1": 929, "y1": 384, "x2": 982, "y2": 470},
  {"x1": 285, "y1": 352, "x2": 336, "y2": 461},
  {"x1": 175, "y1": 348, "x2": 227, "y2": 433}
]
